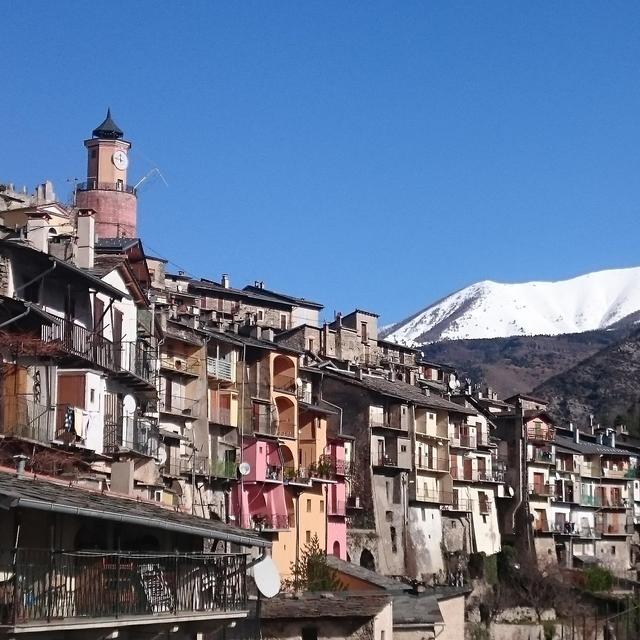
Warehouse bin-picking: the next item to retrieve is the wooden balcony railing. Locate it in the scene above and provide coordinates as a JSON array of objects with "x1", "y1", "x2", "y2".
[
  {"x1": 529, "y1": 483, "x2": 554, "y2": 497},
  {"x1": 206, "y1": 357, "x2": 234, "y2": 381},
  {"x1": 0, "y1": 548, "x2": 246, "y2": 627},
  {"x1": 526, "y1": 425, "x2": 555, "y2": 442},
  {"x1": 415, "y1": 456, "x2": 449, "y2": 472}
]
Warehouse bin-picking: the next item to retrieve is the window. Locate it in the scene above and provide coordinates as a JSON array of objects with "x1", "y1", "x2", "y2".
[
  {"x1": 116, "y1": 179, "x2": 124, "y2": 191},
  {"x1": 90, "y1": 389, "x2": 95, "y2": 403},
  {"x1": 612, "y1": 546, "x2": 616, "y2": 555},
  {"x1": 401, "y1": 444, "x2": 407, "y2": 453},
  {"x1": 361, "y1": 322, "x2": 368, "y2": 343},
  {"x1": 305, "y1": 530, "x2": 311, "y2": 544},
  {"x1": 385, "y1": 510, "x2": 393, "y2": 522},
  {"x1": 91, "y1": 149, "x2": 97, "y2": 159},
  {"x1": 386, "y1": 480, "x2": 391, "y2": 501},
  {"x1": 390, "y1": 526, "x2": 397, "y2": 553},
  {"x1": 280, "y1": 314, "x2": 288, "y2": 330},
  {"x1": 302, "y1": 627, "x2": 318, "y2": 640},
  {"x1": 381, "y1": 631, "x2": 385, "y2": 640},
  {"x1": 320, "y1": 500, "x2": 324, "y2": 513},
  {"x1": 308, "y1": 338, "x2": 314, "y2": 351},
  {"x1": 422, "y1": 508, "x2": 426, "y2": 521},
  {"x1": 306, "y1": 499, "x2": 311, "y2": 513},
  {"x1": 258, "y1": 310, "x2": 264, "y2": 321}
]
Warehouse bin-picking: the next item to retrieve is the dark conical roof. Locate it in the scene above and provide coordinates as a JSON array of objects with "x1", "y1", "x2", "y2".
[{"x1": 92, "y1": 108, "x2": 124, "y2": 139}]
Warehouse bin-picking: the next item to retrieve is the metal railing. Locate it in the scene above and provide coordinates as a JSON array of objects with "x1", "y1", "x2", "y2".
[
  {"x1": 369, "y1": 416, "x2": 408, "y2": 431},
  {"x1": 580, "y1": 493, "x2": 626, "y2": 508},
  {"x1": 373, "y1": 452, "x2": 410, "y2": 468},
  {"x1": 327, "y1": 501, "x2": 346, "y2": 516},
  {"x1": 41, "y1": 319, "x2": 154, "y2": 384},
  {"x1": 103, "y1": 417, "x2": 159, "y2": 458},
  {"x1": 251, "y1": 409, "x2": 276, "y2": 436},
  {"x1": 530, "y1": 449, "x2": 555, "y2": 464},
  {"x1": 159, "y1": 395, "x2": 199, "y2": 417},
  {"x1": 526, "y1": 425, "x2": 555, "y2": 442},
  {"x1": 276, "y1": 419, "x2": 296, "y2": 439},
  {"x1": 76, "y1": 179, "x2": 137, "y2": 195},
  {"x1": 477, "y1": 470, "x2": 505, "y2": 482},
  {"x1": 206, "y1": 357, "x2": 234, "y2": 381},
  {"x1": 265, "y1": 465, "x2": 283, "y2": 481},
  {"x1": 209, "y1": 407, "x2": 233, "y2": 426},
  {"x1": 450, "y1": 434, "x2": 477, "y2": 448},
  {"x1": 415, "y1": 456, "x2": 449, "y2": 472},
  {"x1": 528, "y1": 483, "x2": 554, "y2": 497},
  {"x1": 451, "y1": 467, "x2": 477, "y2": 481},
  {"x1": 272, "y1": 374, "x2": 296, "y2": 394},
  {"x1": 413, "y1": 489, "x2": 453, "y2": 504},
  {"x1": 602, "y1": 466, "x2": 629, "y2": 479},
  {"x1": 596, "y1": 518, "x2": 628, "y2": 535},
  {"x1": 244, "y1": 514, "x2": 292, "y2": 531},
  {"x1": 0, "y1": 548, "x2": 246, "y2": 626}
]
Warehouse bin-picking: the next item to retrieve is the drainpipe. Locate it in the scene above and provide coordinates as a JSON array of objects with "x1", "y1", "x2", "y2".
[
  {"x1": 0, "y1": 306, "x2": 31, "y2": 329},
  {"x1": 13, "y1": 260, "x2": 57, "y2": 296}
]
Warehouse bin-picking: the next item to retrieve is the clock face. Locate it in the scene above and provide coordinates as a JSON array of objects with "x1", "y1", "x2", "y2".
[{"x1": 112, "y1": 150, "x2": 129, "y2": 170}]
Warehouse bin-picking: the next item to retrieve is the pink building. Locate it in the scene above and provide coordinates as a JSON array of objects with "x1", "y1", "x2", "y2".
[{"x1": 326, "y1": 436, "x2": 348, "y2": 560}]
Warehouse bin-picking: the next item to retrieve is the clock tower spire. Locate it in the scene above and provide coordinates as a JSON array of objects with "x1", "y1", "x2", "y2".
[{"x1": 75, "y1": 109, "x2": 138, "y2": 238}]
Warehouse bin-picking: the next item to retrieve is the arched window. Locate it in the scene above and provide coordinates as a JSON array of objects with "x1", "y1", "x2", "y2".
[{"x1": 332, "y1": 540, "x2": 341, "y2": 558}]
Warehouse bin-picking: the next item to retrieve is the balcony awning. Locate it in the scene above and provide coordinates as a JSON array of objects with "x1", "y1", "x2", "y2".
[{"x1": 0, "y1": 470, "x2": 269, "y2": 549}]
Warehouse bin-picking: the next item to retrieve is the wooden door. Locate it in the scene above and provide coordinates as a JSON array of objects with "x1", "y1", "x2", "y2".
[
  {"x1": 56, "y1": 373, "x2": 85, "y2": 438},
  {"x1": 464, "y1": 457, "x2": 474, "y2": 481},
  {"x1": 533, "y1": 472, "x2": 544, "y2": 494}
]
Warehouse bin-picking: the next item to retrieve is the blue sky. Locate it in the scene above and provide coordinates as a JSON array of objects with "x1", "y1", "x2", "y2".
[{"x1": 3, "y1": 2, "x2": 640, "y2": 323}]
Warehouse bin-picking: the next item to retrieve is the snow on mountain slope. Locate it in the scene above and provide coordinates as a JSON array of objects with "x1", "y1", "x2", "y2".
[{"x1": 385, "y1": 267, "x2": 640, "y2": 345}]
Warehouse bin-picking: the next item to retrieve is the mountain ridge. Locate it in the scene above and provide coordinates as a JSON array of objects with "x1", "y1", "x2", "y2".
[{"x1": 385, "y1": 266, "x2": 640, "y2": 345}]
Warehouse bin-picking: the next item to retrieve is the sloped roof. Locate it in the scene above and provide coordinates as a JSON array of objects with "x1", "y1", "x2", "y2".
[
  {"x1": 92, "y1": 108, "x2": 124, "y2": 139},
  {"x1": 325, "y1": 555, "x2": 410, "y2": 592},
  {"x1": 243, "y1": 285, "x2": 323, "y2": 309},
  {"x1": 261, "y1": 592, "x2": 391, "y2": 619},
  {"x1": 323, "y1": 370, "x2": 476, "y2": 414},
  {"x1": 555, "y1": 435, "x2": 634, "y2": 457},
  {"x1": 392, "y1": 592, "x2": 443, "y2": 626},
  {"x1": 0, "y1": 469, "x2": 268, "y2": 548}
]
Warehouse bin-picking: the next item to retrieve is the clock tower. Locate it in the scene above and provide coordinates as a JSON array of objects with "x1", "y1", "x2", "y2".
[{"x1": 75, "y1": 109, "x2": 138, "y2": 238}]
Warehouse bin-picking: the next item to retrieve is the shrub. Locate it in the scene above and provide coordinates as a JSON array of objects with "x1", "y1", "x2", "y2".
[{"x1": 583, "y1": 566, "x2": 613, "y2": 592}]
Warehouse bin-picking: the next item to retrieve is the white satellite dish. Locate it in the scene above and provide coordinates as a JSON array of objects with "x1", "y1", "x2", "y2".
[
  {"x1": 157, "y1": 445, "x2": 167, "y2": 466},
  {"x1": 253, "y1": 555, "x2": 281, "y2": 598},
  {"x1": 448, "y1": 374, "x2": 458, "y2": 390},
  {"x1": 123, "y1": 394, "x2": 137, "y2": 414},
  {"x1": 238, "y1": 462, "x2": 251, "y2": 476}
]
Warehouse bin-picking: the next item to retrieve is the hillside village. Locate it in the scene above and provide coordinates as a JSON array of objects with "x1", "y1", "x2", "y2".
[{"x1": 2, "y1": 112, "x2": 640, "y2": 640}]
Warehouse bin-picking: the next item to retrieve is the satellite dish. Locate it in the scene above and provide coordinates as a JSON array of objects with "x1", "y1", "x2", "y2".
[
  {"x1": 157, "y1": 445, "x2": 168, "y2": 466},
  {"x1": 253, "y1": 555, "x2": 281, "y2": 598},
  {"x1": 448, "y1": 374, "x2": 458, "y2": 390},
  {"x1": 123, "y1": 394, "x2": 137, "y2": 414},
  {"x1": 238, "y1": 462, "x2": 251, "y2": 476}
]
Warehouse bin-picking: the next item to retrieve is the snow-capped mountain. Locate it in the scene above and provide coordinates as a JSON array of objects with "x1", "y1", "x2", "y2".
[{"x1": 385, "y1": 267, "x2": 640, "y2": 346}]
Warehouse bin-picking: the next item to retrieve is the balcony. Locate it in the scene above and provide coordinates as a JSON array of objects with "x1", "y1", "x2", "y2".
[
  {"x1": 265, "y1": 464, "x2": 283, "y2": 482},
  {"x1": 0, "y1": 396, "x2": 54, "y2": 442},
  {"x1": 526, "y1": 425, "x2": 555, "y2": 442},
  {"x1": 477, "y1": 470, "x2": 505, "y2": 483},
  {"x1": 207, "y1": 357, "x2": 234, "y2": 382},
  {"x1": 530, "y1": 449, "x2": 555, "y2": 465},
  {"x1": 578, "y1": 526, "x2": 601, "y2": 539},
  {"x1": 445, "y1": 495, "x2": 473, "y2": 512},
  {"x1": 249, "y1": 513, "x2": 292, "y2": 531},
  {"x1": 596, "y1": 519, "x2": 628, "y2": 536},
  {"x1": 602, "y1": 466, "x2": 629, "y2": 479},
  {"x1": 103, "y1": 417, "x2": 159, "y2": 458},
  {"x1": 209, "y1": 406, "x2": 233, "y2": 427},
  {"x1": 373, "y1": 452, "x2": 409, "y2": 469},
  {"x1": 413, "y1": 490, "x2": 452, "y2": 504},
  {"x1": 179, "y1": 454, "x2": 210, "y2": 476},
  {"x1": 252, "y1": 407, "x2": 276, "y2": 436},
  {"x1": 346, "y1": 495, "x2": 364, "y2": 509},
  {"x1": 273, "y1": 374, "x2": 296, "y2": 394},
  {"x1": 159, "y1": 395, "x2": 199, "y2": 417},
  {"x1": 0, "y1": 548, "x2": 246, "y2": 629},
  {"x1": 160, "y1": 355, "x2": 200, "y2": 377},
  {"x1": 41, "y1": 320, "x2": 155, "y2": 386},
  {"x1": 450, "y1": 433, "x2": 477, "y2": 449},
  {"x1": 369, "y1": 416, "x2": 407, "y2": 432},
  {"x1": 580, "y1": 494, "x2": 626, "y2": 508},
  {"x1": 451, "y1": 467, "x2": 477, "y2": 481},
  {"x1": 580, "y1": 494, "x2": 600, "y2": 507},
  {"x1": 276, "y1": 419, "x2": 296, "y2": 439},
  {"x1": 347, "y1": 511, "x2": 375, "y2": 529},
  {"x1": 76, "y1": 179, "x2": 137, "y2": 195},
  {"x1": 580, "y1": 464, "x2": 600, "y2": 478},
  {"x1": 476, "y1": 432, "x2": 492, "y2": 447},
  {"x1": 554, "y1": 487, "x2": 578, "y2": 503},
  {"x1": 528, "y1": 483, "x2": 554, "y2": 498},
  {"x1": 415, "y1": 456, "x2": 449, "y2": 472},
  {"x1": 327, "y1": 501, "x2": 346, "y2": 516}
]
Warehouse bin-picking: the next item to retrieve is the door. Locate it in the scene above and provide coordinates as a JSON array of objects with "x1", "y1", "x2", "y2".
[
  {"x1": 56, "y1": 373, "x2": 86, "y2": 440},
  {"x1": 533, "y1": 472, "x2": 545, "y2": 495},
  {"x1": 477, "y1": 457, "x2": 486, "y2": 480},
  {"x1": 464, "y1": 458, "x2": 474, "y2": 481},
  {"x1": 377, "y1": 439, "x2": 385, "y2": 465}
]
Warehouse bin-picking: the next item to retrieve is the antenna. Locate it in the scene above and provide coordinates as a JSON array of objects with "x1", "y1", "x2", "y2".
[{"x1": 133, "y1": 167, "x2": 169, "y2": 191}]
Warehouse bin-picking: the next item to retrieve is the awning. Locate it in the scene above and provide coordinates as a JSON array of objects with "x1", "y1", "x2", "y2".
[{"x1": 0, "y1": 470, "x2": 268, "y2": 549}]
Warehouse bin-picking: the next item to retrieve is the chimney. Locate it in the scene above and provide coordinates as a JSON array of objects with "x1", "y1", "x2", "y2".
[
  {"x1": 263, "y1": 327, "x2": 275, "y2": 341},
  {"x1": 26, "y1": 218, "x2": 49, "y2": 253},
  {"x1": 221, "y1": 274, "x2": 230, "y2": 289},
  {"x1": 335, "y1": 312, "x2": 342, "y2": 326},
  {"x1": 13, "y1": 454, "x2": 28, "y2": 478},
  {"x1": 250, "y1": 325, "x2": 262, "y2": 340},
  {"x1": 575, "y1": 428, "x2": 580, "y2": 444},
  {"x1": 609, "y1": 429, "x2": 616, "y2": 449},
  {"x1": 76, "y1": 210, "x2": 95, "y2": 269},
  {"x1": 111, "y1": 460, "x2": 134, "y2": 495}
]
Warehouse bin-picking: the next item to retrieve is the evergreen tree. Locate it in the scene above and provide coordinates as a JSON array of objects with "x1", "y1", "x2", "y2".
[{"x1": 285, "y1": 534, "x2": 345, "y2": 592}]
